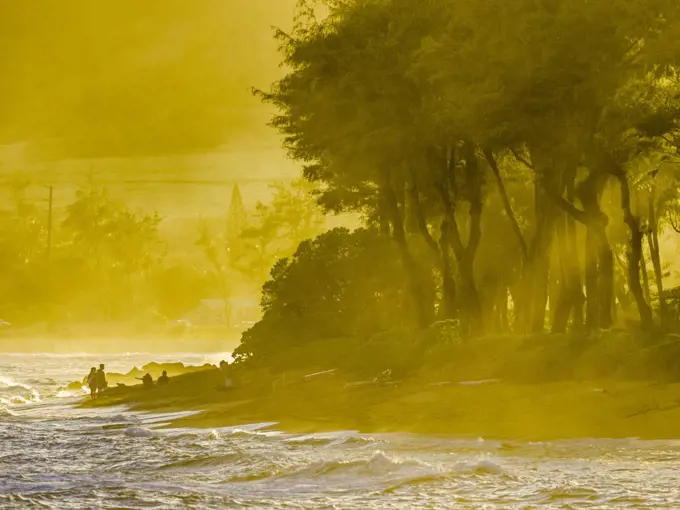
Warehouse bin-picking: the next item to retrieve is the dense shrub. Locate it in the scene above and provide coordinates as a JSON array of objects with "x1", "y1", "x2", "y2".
[{"x1": 233, "y1": 228, "x2": 412, "y2": 367}]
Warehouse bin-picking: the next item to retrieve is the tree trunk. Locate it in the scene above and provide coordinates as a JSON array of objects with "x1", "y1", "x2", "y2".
[
  {"x1": 615, "y1": 170, "x2": 653, "y2": 328},
  {"x1": 404, "y1": 182, "x2": 420, "y2": 235},
  {"x1": 548, "y1": 251, "x2": 560, "y2": 329},
  {"x1": 439, "y1": 143, "x2": 483, "y2": 333},
  {"x1": 448, "y1": 199, "x2": 483, "y2": 333},
  {"x1": 458, "y1": 251, "x2": 482, "y2": 328},
  {"x1": 485, "y1": 149, "x2": 535, "y2": 333},
  {"x1": 439, "y1": 218, "x2": 457, "y2": 319},
  {"x1": 551, "y1": 215, "x2": 574, "y2": 333},
  {"x1": 508, "y1": 285, "x2": 522, "y2": 332},
  {"x1": 640, "y1": 245, "x2": 651, "y2": 304},
  {"x1": 382, "y1": 174, "x2": 433, "y2": 328},
  {"x1": 408, "y1": 165, "x2": 457, "y2": 321},
  {"x1": 597, "y1": 225, "x2": 614, "y2": 328},
  {"x1": 576, "y1": 171, "x2": 613, "y2": 329},
  {"x1": 584, "y1": 225, "x2": 600, "y2": 329},
  {"x1": 378, "y1": 187, "x2": 390, "y2": 236},
  {"x1": 498, "y1": 286, "x2": 509, "y2": 332},
  {"x1": 613, "y1": 252, "x2": 633, "y2": 320},
  {"x1": 551, "y1": 169, "x2": 585, "y2": 333},
  {"x1": 530, "y1": 246, "x2": 551, "y2": 333},
  {"x1": 647, "y1": 193, "x2": 667, "y2": 321},
  {"x1": 528, "y1": 174, "x2": 558, "y2": 334},
  {"x1": 462, "y1": 148, "x2": 484, "y2": 333},
  {"x1": 565, "y1": 178, "x2": 585, "y2": 329}
]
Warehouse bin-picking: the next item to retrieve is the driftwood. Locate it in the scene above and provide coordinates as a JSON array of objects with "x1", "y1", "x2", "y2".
[{"x1": 304, "y1": 369, "x2": 338, "y2": 382}]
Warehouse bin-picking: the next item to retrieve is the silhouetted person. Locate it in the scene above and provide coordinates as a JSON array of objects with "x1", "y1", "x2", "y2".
[
  {"x1": 136, "y1": 373, "x2": 154, "y2": 389},
  {"x1": 97, "y1": 364, "x2": 108, "y2": 396},
  {"x1": 157, "y1": 370, "x2": 169, "y2": 386},
  {"x1": 86, "y1": 367, "x2": 98, "y2": 400}
]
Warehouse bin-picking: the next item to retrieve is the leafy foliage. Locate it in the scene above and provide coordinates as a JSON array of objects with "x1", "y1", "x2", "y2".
[
  {"x1": 233, "y1": 227, "x2": 411, "y2": 366},
  {"x1": 240, "y1": 0, "x2": 680, "y2": 365}
]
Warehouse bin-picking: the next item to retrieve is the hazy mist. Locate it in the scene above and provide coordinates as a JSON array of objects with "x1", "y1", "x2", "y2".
[{"x1": 0, "y1": 0, "x2": 297, "y2": 158}]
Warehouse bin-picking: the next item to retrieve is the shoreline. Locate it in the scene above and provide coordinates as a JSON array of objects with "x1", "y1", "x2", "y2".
[{"x1": 81, "y1": 368, "x2": 680, "y2": 440}]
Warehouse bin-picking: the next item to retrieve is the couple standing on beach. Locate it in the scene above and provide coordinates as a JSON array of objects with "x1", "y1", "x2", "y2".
[{"x1": 86, "y1": 364, "x2": 108, "y2": 400}]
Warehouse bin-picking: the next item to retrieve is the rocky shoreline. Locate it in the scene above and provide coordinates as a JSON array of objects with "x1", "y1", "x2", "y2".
[{"x1": 64, "y1": 361, "x2": 219, "y2": 392}]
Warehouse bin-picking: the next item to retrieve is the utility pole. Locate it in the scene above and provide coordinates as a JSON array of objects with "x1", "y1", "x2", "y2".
[
  {"x1": 46, "y1": 185, "x2": 53, "y2": 266},
  {"x1": 43, "y1": 185, "x2": 54, "y2": 329}
]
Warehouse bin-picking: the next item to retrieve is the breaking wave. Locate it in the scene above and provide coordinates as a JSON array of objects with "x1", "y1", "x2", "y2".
[
  {"x1": 0, "y1": 376, "x2": 41, "y2": 404},
  {"x1": 274, "y1": 450, "x2": 442, "y2": 480}
]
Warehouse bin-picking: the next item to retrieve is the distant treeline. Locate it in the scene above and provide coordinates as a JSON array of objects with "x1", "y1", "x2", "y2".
[{"x1": 0, "y1": 179, "x2": 323, "y2": 329}]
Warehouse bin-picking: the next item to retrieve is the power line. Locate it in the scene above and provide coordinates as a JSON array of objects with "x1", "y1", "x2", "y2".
[
  {"x1": 46, "y1": 186, "x2": 53, "y2": 266},
  {"x1": 0, "y1": 177, "x2": 296, "y2": 187}
]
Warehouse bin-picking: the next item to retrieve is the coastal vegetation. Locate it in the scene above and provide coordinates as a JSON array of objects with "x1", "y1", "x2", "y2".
[
  {"x1": 233, "y1": 0, "x2": 680, "y2": 374},
  {"x1": 83, "y1": 0, "x2": 680, "y2": 439}
]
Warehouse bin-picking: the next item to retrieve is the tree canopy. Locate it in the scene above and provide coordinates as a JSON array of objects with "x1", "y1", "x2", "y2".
[{"x1": 244, "y1": 0, "x2": 680, "y2": 359}]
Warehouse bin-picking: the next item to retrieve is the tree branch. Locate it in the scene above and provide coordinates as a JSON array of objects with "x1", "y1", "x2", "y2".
[
  {"x1": 407, "y1": 180, "x2": 440, "y2": 257},
  {"x1": 484, "y1": 149, "x2": 529, "y2": 262},
  {"x1": 669, "y1": 212, "x2": 680, "y2": 234},
  {"x1": 539, "y1": 182, "x2": 590, "y2": 225},
  {"x1": 510, "y1": 147, "x2": 593, "y2": 225},
  {"x1": 510, "y1": 148, "x2": 535, "y2": 170}
]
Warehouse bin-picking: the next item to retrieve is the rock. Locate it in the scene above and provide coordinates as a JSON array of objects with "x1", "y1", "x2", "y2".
[{"x1": 67, "y1": 381, "x2": 84, "y2": 390}]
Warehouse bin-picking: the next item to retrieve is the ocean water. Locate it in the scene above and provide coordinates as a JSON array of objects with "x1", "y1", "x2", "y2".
[{"x1": 1, "y1": 353, "x2": 680, "y2": 509}]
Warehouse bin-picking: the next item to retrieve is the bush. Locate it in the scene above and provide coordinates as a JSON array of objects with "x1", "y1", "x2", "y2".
[
  {"x1": 352, "y1": 328, "x2": 422, "y2": 378},
  {"x1": 233, "y1": 228, "x2": 412, "y2": 367}
]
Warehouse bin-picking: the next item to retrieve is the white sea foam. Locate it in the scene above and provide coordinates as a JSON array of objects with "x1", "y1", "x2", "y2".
[
  {"x1": 0, "y1": 405, "x2": 16, "y2": 417},
  {"x1": 0, "y1": 375, "x2": 33, "y2": 391},
  {"x1": 124, "y1": 426, "x2": 155, "y2": 438}
]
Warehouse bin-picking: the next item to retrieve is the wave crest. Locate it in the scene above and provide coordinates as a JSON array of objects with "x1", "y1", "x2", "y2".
[
  {"x1": 0, "y1": 376, "x2": 41, "y2": 404},
  {"x1": 278, "y1": 450, "x2": 431, "y2": 480}
]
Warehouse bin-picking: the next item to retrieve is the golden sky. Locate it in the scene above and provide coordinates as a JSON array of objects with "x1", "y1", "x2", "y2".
[{"x1": 0, "y1": 0, "x2": 297, "y2": 158}]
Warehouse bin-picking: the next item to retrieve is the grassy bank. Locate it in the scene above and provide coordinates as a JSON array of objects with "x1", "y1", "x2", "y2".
[
  {"x1": 79, "y1": 329, "x2": 680, "y2": 439},
  {"x1": 83, "y1": 365, "x2": 680, "y2": 440}
]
